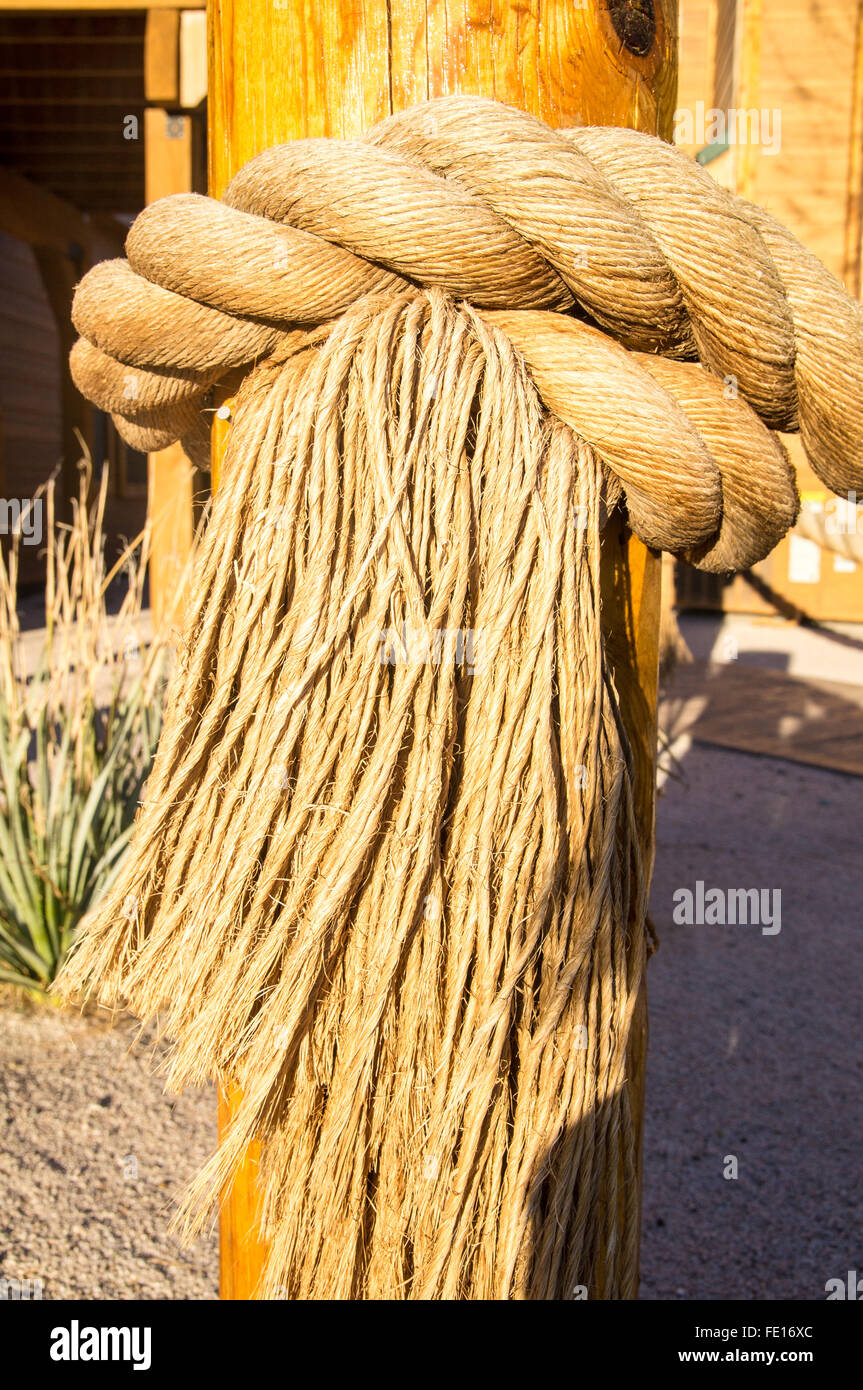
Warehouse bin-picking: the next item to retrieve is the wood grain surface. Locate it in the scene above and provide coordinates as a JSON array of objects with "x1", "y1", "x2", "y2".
[{"x1": 209, "y1": 0, "x2": 675, "y2": 1299}]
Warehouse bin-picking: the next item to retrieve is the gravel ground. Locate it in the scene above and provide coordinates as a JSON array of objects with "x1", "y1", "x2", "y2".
[
  {"x1": 641, "y1": 742, "x2": 863, "y2": 1300},
  {"x1": 0, "y1": 741, "x2": 859, "y2": 1301},
  {"x1": 0, "y1": 1007, "x2": 217, "y2": 1300}
]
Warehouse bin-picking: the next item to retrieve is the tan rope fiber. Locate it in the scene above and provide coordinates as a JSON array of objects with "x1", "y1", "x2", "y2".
[
  {"x1": 68, "y1": 96, "x2": 863, "y2": 565},
  {"x1": 59, "y1": 97, "x2": 863, "y2": 1300}
]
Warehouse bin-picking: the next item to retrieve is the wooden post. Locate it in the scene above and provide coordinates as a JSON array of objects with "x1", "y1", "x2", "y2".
[
  {"x1": 208, "y1": 0, "x2": 676, "y2": 1299},
  {"x1": 737, "y1": 0, "x2": 764, "y2": 202},
  {"x1": 144, "y1": 8, "x2": 201, "y2": 629},
  {"x1": 844, "y1": 0, "x2": 863, "y2": 295}
]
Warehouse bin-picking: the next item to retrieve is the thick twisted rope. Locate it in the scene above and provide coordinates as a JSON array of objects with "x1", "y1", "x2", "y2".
[
  {"x1": 60, "y1": 98, "x2": 863, "y2": 1301},
  {"x1": 70, "y1": 95, "x2": 863, "y2": 566}
]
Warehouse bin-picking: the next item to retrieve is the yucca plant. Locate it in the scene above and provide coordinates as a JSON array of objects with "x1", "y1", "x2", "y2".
[{"x1": 0, "y1": 464, "x2": 169, "y2": 993}]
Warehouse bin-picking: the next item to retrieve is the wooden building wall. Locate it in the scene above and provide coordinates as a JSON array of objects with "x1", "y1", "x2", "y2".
[
  {"x1": 756, "y1": 1, "x2": 858, "y2": 277},
  {"x1": 675, "y1": 0, "x2": 863, "y2": 622},
  {"x1": 676, "y1": 0, "x2": 860, "y2": 269},
  {"x1": 0, "y1": 5, "x2": 206, "y2": 597},
  {"x1": 0, "y1": 221, "x2": 149, "y2": 589},
  {"x1": 0, "y1": 231, "x2": 62, "y2": 503},
  {"x1": 0, "y1": 231, "x2": 63, "y2": 585}
]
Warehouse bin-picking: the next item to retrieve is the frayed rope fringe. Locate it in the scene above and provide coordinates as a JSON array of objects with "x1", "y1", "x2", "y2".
[{"x1": 59, "y1": 290, "x2": 647, "y2": 1300}]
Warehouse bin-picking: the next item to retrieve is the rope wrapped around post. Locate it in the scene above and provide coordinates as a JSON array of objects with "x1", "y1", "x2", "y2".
[{"x1": 59, "y1": 96, "x2": 863, "y2": 1300}]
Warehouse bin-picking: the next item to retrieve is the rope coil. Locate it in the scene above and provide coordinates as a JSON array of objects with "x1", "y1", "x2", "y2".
[{"x1": 70, "y1": 95, "x2": 863, "y2": 571}]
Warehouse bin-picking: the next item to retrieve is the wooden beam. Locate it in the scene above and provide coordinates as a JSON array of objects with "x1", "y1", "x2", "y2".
[
  {"x1": 144, "y1": 106, "x2": 191, "y2": 200},
  {"x1": 0, "y1": 2, "x2": 203, "y2": 10},
  {"x1": 3, "y1": 139, "x2": 140, "y2": 153},
  {"x1": 0, "y1": 96, "x2": 145, "y2": 106},
  {"x1": 0, "y1": 165, "x2": 91, "y2": 251},
  {"x1": 0, "y1": 66, "x2": 141, "y2": 77},
  {"x1": 0, "y1": 74, "x2": 143, "y2": 99},
  {"x1": 216, "y1": 1083, "x2": 269, "y2": 1301},
  {"x1": 210, "y1": 0, "x2": 672, "y2": 1301},
  {"x1": 736, "y1": 0, "x2": 764, "y2": 201},
  {"x1": 0, "y1": 120, "x2": 141, "y2": 129},
  {"x1": 14, "y1": 159, "x2": 142, "y2": 172},
  {"x1": 0, "y1": 35, "x2": 143, "y2": 47},
  {"x1": 179, "y1": 9, "x2": 206, "y2": 109},
  {"x1": 147, "y1": 442, "x2": 195, "y2": 628},
  {"x1": 0, "y1": 167, "x2": 127, "y2": 253},
  {"x1": 143, "y1": 83, "x2": 197, "y2": 628},
  {"x1": 0, "y1": 165, "x2": 128, "y2": 250},
  {"x1": 144, "y1": 8, "x2": 179, "y2": 104},
  {"x1": 844, "y1": 0, "x2": 863, "y2": 295}
]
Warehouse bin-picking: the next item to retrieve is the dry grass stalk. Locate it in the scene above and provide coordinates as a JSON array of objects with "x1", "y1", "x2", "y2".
[{"x1": 0, "y1": 464, "x2": 167, "y2": 991}]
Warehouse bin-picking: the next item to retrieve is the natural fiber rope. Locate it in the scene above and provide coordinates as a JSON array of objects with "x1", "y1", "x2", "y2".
[
  {"x1": 68, "y1": 94, "x2": 863, "y2": 545},
  {"x1": 59, "y1": 97, "x2": 863, "y2": 1301}
]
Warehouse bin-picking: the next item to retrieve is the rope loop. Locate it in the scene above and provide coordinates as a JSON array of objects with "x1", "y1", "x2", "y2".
[{"x1": 70, "y1": 95, "x2": 863, "y2": 572}]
